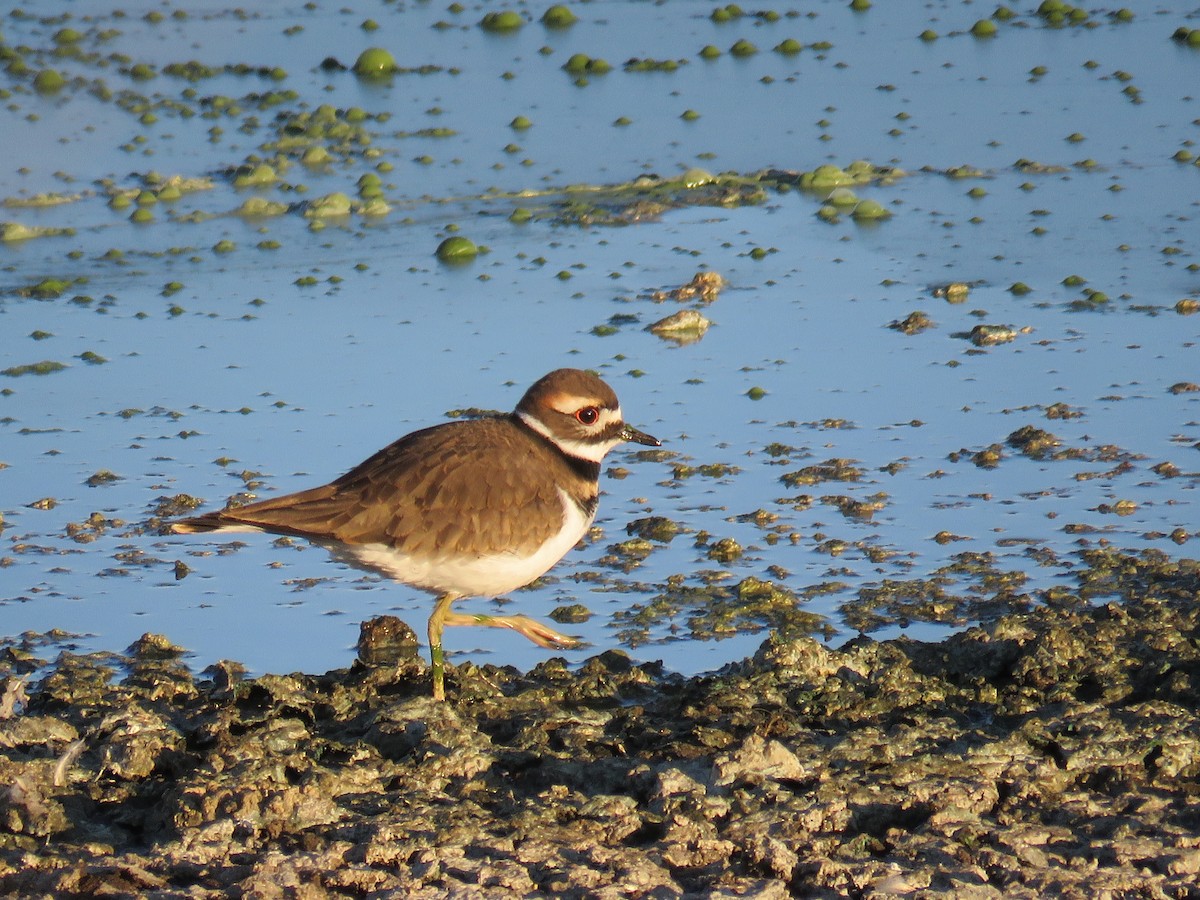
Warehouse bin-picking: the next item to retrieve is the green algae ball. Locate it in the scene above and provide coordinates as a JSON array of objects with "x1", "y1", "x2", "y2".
[
  {"x1": 562, "y1": 53, "x2": 610, "y2": 75},
  {"x1": 730, "y1": 39, "x2": 758, "y2": 57},
  {"x1": 436, "y1": 235, "x2": 479, "y2": 262},
  {"x1": 773, "y1": 38, "x2": 802, "y2": 54},
  {"x1": 238, "y1": 197, "x2": 288, "y2": 217},
  {"x1": 851, "y1": 199, "x2": 891, "y2": 221},
  {"x1": 826, "y1": 187, "x2": 859, "y2": 208},
  {"x1": 34, "y1": 69, "x2": 66, "y2": 92},
  {"x1": 510, "y1": 115, "x2": 533, "y2": 130},
  {"x1": 970, "y1": 19, "x2": 998, "y2": 37},
  {"x1": 305, "y1": 192, "x2": 353, "y2": 217},
  {"x1": 699, "y1": 44, "x2": 722, "y2": 59},
  {"x1": 563, "y1": 53, "x2": 590, "y2": 73},
  {"x1": 480, "y1": 11, "x2": 523, "y2": 32},
  {"x1": 302, "y1": 146, "x2": 332, "y2": 165},
  {"x1": 541, "y1": 5, "x2": 577, "y2": 28},
  {"x1": 801, "y1": 164, "x2": 854, "y2": 190},
  {"x1": 233, "y1": 163, "x2": 276, "y2": 188},
  {"x1": 357, "y1": 175, "x2": 383, "y2": 199},
  {"x1": 353, "y1": 47, "x2": 397, "y2": 77}
]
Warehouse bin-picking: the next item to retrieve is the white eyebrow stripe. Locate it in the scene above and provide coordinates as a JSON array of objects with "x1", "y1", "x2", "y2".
[{"x1": 517, "y1": 406, "x2": 628, "y2": 463}]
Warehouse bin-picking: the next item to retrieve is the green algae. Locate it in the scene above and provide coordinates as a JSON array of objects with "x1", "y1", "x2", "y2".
[
  {"x1": 850, "y1": 199, "x2": 891, "y2": 221},
  {"x1": 33, "y1": 69, "x2": 66, "y2": 93},
  {"x1": 780, "y1": 458, "x2": 863, "y2": 487},
  {"x1": 435, "y1": 235, "x2": 479, "y2": 262},
  {"x1": 231, "y1": 163, "x2": 277, "y2": 188},
  {"x1": 235, "y1": 197, "x2": 288, "y2": 217},
  {"x1": 302, "y1": 192, "x2": 354, "y2": 217},
  {"x1": 19, "y1": 277, "x2": 81, "y2": 299},
  {"x1": 2, "y1": 192, "x2": 85, "y2": 208},
  {"x1": 624, "y1": 58, "x2": 685, "y2": 73},
  {"x1": 889, "y1": 311, "x2": 935, "y2": 334},
  {"x1": 352, "y1": 47, "x2": 397, "y2": 78},
  {"x1": 2, "y1": 360, "x2": 68, "y2": 377},
  {"x1": 493, "y1": 171, "x2": 769, "y2": 227},
  {"x1": 769, "y1": 160, "x2": 902, "y2": 194},
  {"x1": 1172, "y1": 27, "x2": 1200, "y2": 47},
  {"x1": 548, "y1": 604, "x2": 590, "y2": 623},
  {"x1": 562, "y1": 53, "x2": 611, "y2": 76},
  {"x1": 966, "y1": 323, "x2": 1018, "y2": 346},
  {"x1": 540, "y1": 5, "x2": 578, "y2": 28},
  {"x1": 710, "y1": 4, "x2": 745, "y2": 23},
  {"x1": 613, "y1": 576, "x2": 826, "y2": 647},
  {"x1": 480, "y1": 11, "x2": 524, "y2": 32},
  {"x1": 0, "y1": 222, "x2": 74, "y2": 242},
  {"x1": 301, "y1": 146, "x2": 331, "y2": 166}
]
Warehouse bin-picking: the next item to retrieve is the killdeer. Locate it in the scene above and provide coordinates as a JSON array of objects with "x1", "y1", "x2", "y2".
[{"x1": 171, "y1": 368, "x2": 660, "y2": 699}]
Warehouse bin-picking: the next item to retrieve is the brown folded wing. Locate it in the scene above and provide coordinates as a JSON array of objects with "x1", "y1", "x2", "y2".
[{"x1": 175, "y1": 416, "x2": 570, "y2": 558}]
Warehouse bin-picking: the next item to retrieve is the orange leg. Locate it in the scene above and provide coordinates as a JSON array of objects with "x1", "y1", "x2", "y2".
[{"x1": 425, "y1": 594, "x2": 579, "y2": 700}]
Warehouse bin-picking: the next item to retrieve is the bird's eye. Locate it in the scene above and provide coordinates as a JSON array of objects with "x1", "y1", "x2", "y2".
[{"x1": 575, "y1": 406, "x2": 600, "y2": 426}]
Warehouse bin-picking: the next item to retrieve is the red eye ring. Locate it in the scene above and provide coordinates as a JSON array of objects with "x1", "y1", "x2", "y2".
[{"x1": 575, "y1": 406, "x2": 600, "y2": 426}]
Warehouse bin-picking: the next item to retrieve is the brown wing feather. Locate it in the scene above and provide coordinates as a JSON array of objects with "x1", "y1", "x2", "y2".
[{"x1": 174, "y1": 416, "x2": 571, "y2": 557}]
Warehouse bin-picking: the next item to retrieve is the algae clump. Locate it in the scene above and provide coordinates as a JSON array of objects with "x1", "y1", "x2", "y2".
[
  {"x1": 34, "y1": 69, "x2": 66, "y2": 92},
  {"x1": 303, "y1": 193, "x2": 353, "y2": 217},
  {"x1": 851, "y1": 199, "x2": 891, "y2": 221},
  {"x1": 353, "y1": 48, "x2": 397, "y2": 77},
  {"x1": 480, "y1": 11, "x2": 523, "y2": 32},
  {"x1": 436, "y1": 236, "x2": 479, "y2": 262},
  {"x1": 541, "y1": 5, "x2": 577, "y2": 28}
]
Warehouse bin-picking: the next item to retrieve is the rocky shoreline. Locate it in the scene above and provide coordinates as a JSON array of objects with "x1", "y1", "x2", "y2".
[{"x1": 2, "y1": 548, "x2": 1199, "y2": 898}]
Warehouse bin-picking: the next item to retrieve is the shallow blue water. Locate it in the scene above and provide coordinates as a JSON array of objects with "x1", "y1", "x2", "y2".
[{"x1": 2, "y1": 1, "x2": 1198, "y2": 676}]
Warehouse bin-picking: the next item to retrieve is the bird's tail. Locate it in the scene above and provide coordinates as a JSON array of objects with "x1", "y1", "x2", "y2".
[{"x1": 170, "y1": 512, "x2": 261, "y2": 534}]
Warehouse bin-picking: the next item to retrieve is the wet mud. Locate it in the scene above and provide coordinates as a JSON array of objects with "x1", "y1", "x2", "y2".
[{"x1": 3, "y1": 548, "x2": 1200, "y2": 897}]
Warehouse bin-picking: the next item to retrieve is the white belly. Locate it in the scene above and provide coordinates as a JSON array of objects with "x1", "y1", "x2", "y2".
[{"x1": 341, "y1": 487, "x2": 593, "y2": 598}]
